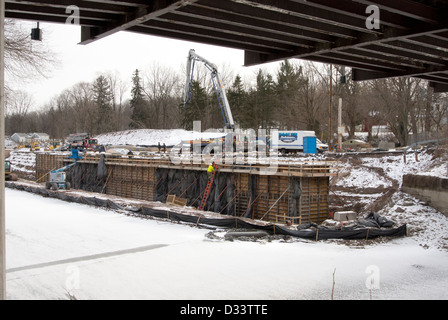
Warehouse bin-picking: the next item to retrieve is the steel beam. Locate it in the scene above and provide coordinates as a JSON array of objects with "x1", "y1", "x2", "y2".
[
  {"x1": 200, "y1": 0, "x2": 360, "y2": 38},
  {"x1": 341, "y1": 48, "x2": 427, "y2": 69},
  {"x1": 5, "y1": 11, "x2": 108, "y2": 28},
  {"x1": 244, "y1": 22, "x2": 448, "y2": 66},
  {"x1": 5, "y1": 2, "x2": 118, "y2": 22},
  {"x1": 164, "y1": 11, "x2": 313, "y2": 48},
  {"x1": 129, "y1": 25, "x2": 282, "y2": 54},
  {"x1": 142, "y1": 18, "x2": 295, "y2": 52},
  {"x1": 5, "y1": 0, "x2": 134, "y2": 14},
  {"x1": 291, "y1": 0, "x2": 416, "y2": 29},
  {"x1": 79, "y1": 0, "x2": 199, "y2": 45},
  {"x1": 4, "y1": 0, "x2": 448, "y2": 91},
  {"x1": 352, "y1": 64, "x2": 448, "y2": 82},
  {"x1": 363, "y1": 44, "x2": 446, "y2": 67},
  {"x1": 430, "y1": 82, "x2": 448, "y2": 93},
  {"x1": 354, "y1": 0, "x2": 444, "y2": 24}
]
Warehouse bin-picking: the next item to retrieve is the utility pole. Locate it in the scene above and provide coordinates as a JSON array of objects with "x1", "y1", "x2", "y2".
[
  {"x1": 0, "y1": 0, "x2": 7, "y2": 300},
  {"x1": 338, "y1": 98, "x2": 343, "y2": 152}
]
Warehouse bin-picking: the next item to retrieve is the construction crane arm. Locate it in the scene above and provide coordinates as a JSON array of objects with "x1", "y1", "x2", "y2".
[
  {"x1": 52, "y1": 149, "x2": 84, "y2": 173},
  {"x1": 184, "y1": 49, "x2": 235, "y2": 130},
  {"x1": 52, "y1": 162, "x2": 77, "y2": 173}
]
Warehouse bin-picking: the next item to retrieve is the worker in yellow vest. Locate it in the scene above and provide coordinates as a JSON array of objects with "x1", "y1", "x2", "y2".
[{"x1": 207, "y1": 161, "x2": 216, "y2": 180}]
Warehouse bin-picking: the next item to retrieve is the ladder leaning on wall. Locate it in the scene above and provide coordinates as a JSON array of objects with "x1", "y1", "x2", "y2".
[{"x1": 199, "y1": 163, "x2": 219, "y2": 211}]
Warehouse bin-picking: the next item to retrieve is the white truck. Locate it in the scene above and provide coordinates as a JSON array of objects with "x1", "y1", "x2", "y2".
[{"x1": 270, "y1": 131, "x2": 328, "y2": 154}]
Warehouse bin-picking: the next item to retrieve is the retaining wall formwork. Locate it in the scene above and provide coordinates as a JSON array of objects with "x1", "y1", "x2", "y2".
[{"x1": 36, "y1": 153, "x2": 335, "y2": 225}]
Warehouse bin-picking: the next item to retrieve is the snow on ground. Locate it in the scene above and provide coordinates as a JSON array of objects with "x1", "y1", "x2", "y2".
[
  {"x1": 360, "y1": 151, "x2": 448, "y2": 186},
  {"x1": 335, "y1": 166, "x2": 393, "y2": 189},
  {"x1": 95, "y1": 129, "x2": 225, "y2": 147},
  {"x1": 6, "y1": 149, "x2": 35, "y2": 176},
  {"x1": 5, "y1": 188, "x2": 448, "y2": 300},
  {"x1": 378, "y1": 191, "x2": 448, "y2": 251},
  {"x1": 4, "y1": 131, "x2": 448, "y2": 300}
]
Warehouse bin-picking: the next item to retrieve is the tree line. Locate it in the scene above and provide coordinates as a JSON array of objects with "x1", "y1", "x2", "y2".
[
  {"x1": 6, "y1": 60, "x2": 448, "y2": 147},
  {"x1": 4, "y1": 20, "x2": 448, "y2": 147}
]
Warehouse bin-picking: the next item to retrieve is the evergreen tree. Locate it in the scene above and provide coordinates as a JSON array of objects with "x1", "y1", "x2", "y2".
[
  {"x1": 129, "y1": 69, "x2": 149, "y2": 129},
  {"x1": 181, "y1": 80, "x2": 208, "y2": 130},
  {"x1": 277, "y1": 60, "x2": 302, "y2": 94},
  {"x1": 276, "y1": 60, "x2": 305, "y2": 129},
  {"x1": 93, "y1": 75, "x2": 113, "y2": 134},
  {"x1": 227, "y1": 75, "x2": 247, "y2": 127},
  {"x1": 246, "y1": 69, "x2": 275, "y2": 129}
]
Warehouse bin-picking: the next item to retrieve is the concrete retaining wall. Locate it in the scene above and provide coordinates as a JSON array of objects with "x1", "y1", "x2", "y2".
[{"x1": 402, "y1": 174, "x2": 448, "y2": 216}]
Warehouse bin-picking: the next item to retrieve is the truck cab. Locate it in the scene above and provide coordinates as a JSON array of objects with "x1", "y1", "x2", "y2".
[{"x1": 316, "y1": 139, "x2": 329, "y2": 153}]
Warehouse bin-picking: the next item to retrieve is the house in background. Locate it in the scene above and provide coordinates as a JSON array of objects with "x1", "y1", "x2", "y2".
[
  {"x1": 11, "y1": 132, "x2": 50, "y2": 145},
  {"x1": 11, "y1": 133, "x2": 28, "y2": 144},
  {"x1": 31, "y1": 133, "x2": 50, "y2": 142}
]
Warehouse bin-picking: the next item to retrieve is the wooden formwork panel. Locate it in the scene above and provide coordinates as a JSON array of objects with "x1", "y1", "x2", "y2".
[
  {"x1": 34, "y1": 154, "x2": 330, "y2": 225},
  {"x1": 234, "y1": 173, "x2": 250, "y2": 218},
  {"x1": 299, "y1": 177, "x2": 329, "y2": 225},
  {"x1": 35, "y1": 153, "x2": 64, "y2": 183},
  {"x1": 251, "y1": 176, "x2": 329, "y2": 225},
  {"x1": 253, "y1": 175, "x2": 291, "y2": 224},
  {"x1": 106, "y1": 165, "x2": 156, "y2": 201}
]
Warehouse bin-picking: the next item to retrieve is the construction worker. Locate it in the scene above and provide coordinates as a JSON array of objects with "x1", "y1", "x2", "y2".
[{"x1": 207, "y1": 161, "x2": 216, "y2": 180}]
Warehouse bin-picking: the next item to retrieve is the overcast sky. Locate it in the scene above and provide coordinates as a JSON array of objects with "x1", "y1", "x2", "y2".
[{"x1": 14, "y1": 21, "x2": 283, "y2": 109}]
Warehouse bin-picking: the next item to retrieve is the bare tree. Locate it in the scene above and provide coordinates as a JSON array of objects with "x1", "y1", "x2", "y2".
[
  {"x1": 143, "y1": 63, "x2": 181, "y2": 129},
  {"x1": 5, "y1": 89, "x2": 33, "y2": 117},
  {"x1": 106, "y1": 71, "x2": 129, "y2": 130},
  {"x1": 5, "y1": 90, "x2": 34, "y2": 134},
  {"x1": 430, "y1": 93, "x2": 448, "y2": 133},
  {"x1": 298, "y1": 62, "x2": 328, "y2": 135},
  {"x1": 371, "y1": 77, "x2": 425, "y2": 146},
  {"x1": 4, "y1": 20, "x2": 56, "y2": 86},
  {"x1": 333, "y1": 68, "x2": 370, "y2": 139},
  {"x1": 69, "y1": 82, "x2": 96, "y2": 135}
]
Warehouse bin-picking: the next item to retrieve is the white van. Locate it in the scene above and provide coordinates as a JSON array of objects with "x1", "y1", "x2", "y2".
[{"x1": 270, "y1": 131, "x2": 328, "y2": 154}]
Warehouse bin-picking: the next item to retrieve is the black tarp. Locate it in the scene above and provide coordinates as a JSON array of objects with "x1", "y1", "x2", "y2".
[
  {"x1": 67, "y1": 159, "x2": 107, "y2": 193},
  {"x1": 6, "y1": 181, "x2": 408, "y2": 241},
  {"x1": 357, "y1": 212, "x2": 395, "y2": 228}
]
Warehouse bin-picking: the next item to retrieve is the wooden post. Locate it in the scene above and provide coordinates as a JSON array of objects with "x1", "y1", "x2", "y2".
[{"x1": 328, "y1": 65, "x2": 333, "y2": 151}]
